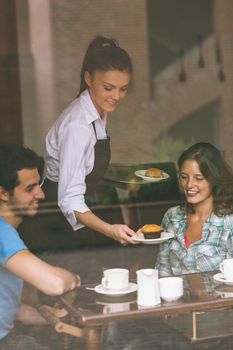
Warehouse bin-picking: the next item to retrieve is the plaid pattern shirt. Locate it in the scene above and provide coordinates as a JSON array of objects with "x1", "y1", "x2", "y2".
[{"x1": 156, "y1": 206, "x2": 233, "y2": 276}]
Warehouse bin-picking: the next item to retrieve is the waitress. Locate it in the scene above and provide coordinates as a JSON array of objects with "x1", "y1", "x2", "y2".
[{"x1": 44, "y1": 35, "x2": 136, "y2": 245}]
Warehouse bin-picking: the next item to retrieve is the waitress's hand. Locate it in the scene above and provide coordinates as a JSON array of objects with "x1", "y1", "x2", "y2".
[
  {"x1": 74, "y1": 211, "x2": 138, "y2": 245},
  {"x1": 110, "y1": 224, "x2": 138, "y2": 245}
]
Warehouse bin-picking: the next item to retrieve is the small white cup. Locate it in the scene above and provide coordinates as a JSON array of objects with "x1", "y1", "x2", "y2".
[
  {"x1": 102, "y1": 268, "x2": 129, "y2": 291},
  {"x1": 220, "y1": 259, "x2": 233, "y2": 280},
  {"x1": 159, "y1": 277, "x2": 183, "y2": 302}
]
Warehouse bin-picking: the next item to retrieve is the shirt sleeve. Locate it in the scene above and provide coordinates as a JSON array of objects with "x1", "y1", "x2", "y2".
[
  {"x1": 57, "y1": 122, "x2": 94, "y2": 230},
  {"x1": 0, "y1": 224, "x2": 28, "y2": 266},
  {"x1": 155, "y1": 210, "x2": 173, "y2": 276},
  {"x1": 225, "y1": 214, "x2": 233, "y2": 258}
]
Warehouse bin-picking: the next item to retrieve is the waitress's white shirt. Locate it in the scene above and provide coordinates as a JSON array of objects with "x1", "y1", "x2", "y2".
[{"x1": 45, "y1": 89, "x2": 107, "y2": 230}]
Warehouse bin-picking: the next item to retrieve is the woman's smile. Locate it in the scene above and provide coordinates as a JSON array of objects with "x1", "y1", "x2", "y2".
[{"x1": 179, "y1": 160, "x2": 213, "y2": 206}]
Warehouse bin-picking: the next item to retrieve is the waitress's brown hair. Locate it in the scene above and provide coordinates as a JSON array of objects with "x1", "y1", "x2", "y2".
[
  {"x1": 77, "y1": 35, "x2": 133, "y2": 97},
  {"x1": 178, "y1": 142, "x2": 233, "y2": 216}
]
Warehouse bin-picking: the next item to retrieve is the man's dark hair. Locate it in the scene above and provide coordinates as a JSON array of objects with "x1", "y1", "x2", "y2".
[{"x1": 0, "y1": 144, "x2": 44, "y2": 192}]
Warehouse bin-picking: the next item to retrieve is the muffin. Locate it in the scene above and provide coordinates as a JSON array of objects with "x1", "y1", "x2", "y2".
[
  {"x1": 141, "y1": 224, "x2": 163, "y2": 239},
  {"x1": 145, "y1": 168, "x2": 163, "y2": 178}
]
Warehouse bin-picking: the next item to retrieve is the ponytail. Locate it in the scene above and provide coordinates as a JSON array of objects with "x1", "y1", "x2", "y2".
[{"x1": 77, "y1": 35, "x2": 133, "y2": 97}]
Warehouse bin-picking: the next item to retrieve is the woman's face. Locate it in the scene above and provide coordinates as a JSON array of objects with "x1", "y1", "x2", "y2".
[
  {"x1": 84, "y1": 69, "x2": 131, "y2": 117},
  {"x1": 179, "y1": 160, "x2": 213, "y2": 207}
]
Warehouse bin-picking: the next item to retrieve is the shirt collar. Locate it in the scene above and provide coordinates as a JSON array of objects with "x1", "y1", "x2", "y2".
[
  {"x1": 171, "y1": 206, "x2": 225, "y2": 227},
  {"x1": 171, "y1": 206, "x2": 225, "y2": 226},
  {"x1": 80, "y1": 89, "x2": 107, "y2": 125},
  {"x1": 170, "y1": 206, "x2": 188, "y2": 223},
  {"x1": 206, "y1": 212, "x2": 225, "y2": 227}
]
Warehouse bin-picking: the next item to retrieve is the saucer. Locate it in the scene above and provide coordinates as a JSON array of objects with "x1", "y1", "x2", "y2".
[
  {"x1": 215, "y1": 285, "x2": 233, "y2": 298},
  {"x1": 94, "y1": 283, "x2": 137, "y2": 296},
  {"x1": 132, "y1": 232, "x2": 174, "y2": 245},
  {"x1": 213, "y1": 273, "x2": 233, "y2": 286}
]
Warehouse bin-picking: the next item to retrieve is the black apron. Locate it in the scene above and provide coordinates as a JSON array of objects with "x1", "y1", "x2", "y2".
[
  {"x1": 85, "y1": 122, "x2": 111, "y2": 203},
  {"x1": 42, "y1": 121, "x2": 111, "y2": 223}
]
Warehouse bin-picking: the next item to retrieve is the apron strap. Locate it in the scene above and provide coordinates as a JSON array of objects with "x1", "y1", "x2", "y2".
[
  {"x1": 92, "y1": 121, "x2": 97, "y2": 140},
  {"x1": 92, "y1": 121, "x2": 109, "y2": 139}
]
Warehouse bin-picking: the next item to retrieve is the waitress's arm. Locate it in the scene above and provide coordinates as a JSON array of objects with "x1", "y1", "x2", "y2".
[
  {"x1": 57, "y1": 124, "x2": 137, "y2": 245},
  {"x1": 74, "y1": 210, "x2": 138, "y2": 245}
]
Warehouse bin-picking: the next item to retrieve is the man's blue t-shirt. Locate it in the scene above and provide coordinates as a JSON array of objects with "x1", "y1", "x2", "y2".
[{"x1": 0, "y1": 217, "x2": 28, "y2": 339}]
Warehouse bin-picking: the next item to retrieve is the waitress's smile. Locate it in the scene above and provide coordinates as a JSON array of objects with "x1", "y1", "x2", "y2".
[
  {"x1": 106, "y1": 97, "x2": 119, "y2": 106},
  {"x1": 85, "y1": 69, "x2": 131, "y2": 117}
]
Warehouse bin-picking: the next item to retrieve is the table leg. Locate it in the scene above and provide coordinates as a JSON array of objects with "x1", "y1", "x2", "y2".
[
  {"x1": 192, "y1": 312, "x2": 197, "y2": 340},
  {"x1": 86, "y1": 326, "x2": 103, "y2": 350}
]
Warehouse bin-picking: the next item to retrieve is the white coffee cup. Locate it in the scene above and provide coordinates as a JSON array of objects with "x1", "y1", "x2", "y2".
[
  {"x1": 159, "y1": 277, "x2": 183, "y2": 302},
  {"x1": 220, "y1": 259, "x2": 233, "y2": 280},
  {"x1": 102, "y1": 268, "x2": 129, "y2": 291}
]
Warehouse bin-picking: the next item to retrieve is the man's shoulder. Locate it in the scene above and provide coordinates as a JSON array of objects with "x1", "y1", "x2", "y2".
[
  {"x1": 0, "y1": 217, "x2": 15, "y2": 232},
  {"x1": 0, "y1": 218, "x2": 28, "y2": 264}
]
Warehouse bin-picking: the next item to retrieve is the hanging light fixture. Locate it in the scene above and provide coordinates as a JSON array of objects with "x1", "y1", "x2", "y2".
[
  {"x1": 216, "y1": 46, "x2": 226, "y2": 82},
  {"x1": 197, "y1": 34, "x2": 205, "y2": 68},
  {"x1": 178, "y1": 48, "x2": 187, "y2": 82}
]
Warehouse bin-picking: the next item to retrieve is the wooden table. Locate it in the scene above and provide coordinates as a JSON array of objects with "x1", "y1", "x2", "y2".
[{"x1": 38, "y1": 271, "x2": 233, "y2": 349}]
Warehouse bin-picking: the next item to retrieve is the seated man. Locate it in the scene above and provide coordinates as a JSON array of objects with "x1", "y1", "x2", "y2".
[{"x1": 0, "y1": 144, "x2": 80, "y2": 350}]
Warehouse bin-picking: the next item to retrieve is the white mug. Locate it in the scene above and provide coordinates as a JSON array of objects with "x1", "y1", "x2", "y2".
[
  {"x1": 159, "y1": 277, "x2": 183, "y2": 302},
  {"x1": 220, "y1": 259, "x2": 233, "y2": 280},
  {"x1": 102, "y1": 268, "x2": 129, "y2": 291}
]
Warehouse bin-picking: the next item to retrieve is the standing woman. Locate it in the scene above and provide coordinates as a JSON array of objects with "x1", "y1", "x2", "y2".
[
  {"x1": 44, "y1": 35, "x2": 136, "y2": 245},
  {"x1": 156, "y1": 142, "x2": 233, "y2": 276}
]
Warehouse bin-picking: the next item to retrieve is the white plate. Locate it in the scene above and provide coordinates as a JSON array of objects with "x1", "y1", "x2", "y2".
[
  {"x1": 132, "y1": 231, "x2": 174, "y2": 245},
  {"x1": 94, "y1": 282, "x2": 137, "y2": 296},
  {"x1": 213, "y1": 273, "x2": 233, "y2": 286},
  {"x1": 134, "y1": 170, "x2": 170, "y2": 182}
]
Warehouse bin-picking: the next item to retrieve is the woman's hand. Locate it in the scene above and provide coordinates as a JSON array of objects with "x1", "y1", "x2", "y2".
[{"x1": 110, "y1": 224, "x2": 138, "y2": 245}]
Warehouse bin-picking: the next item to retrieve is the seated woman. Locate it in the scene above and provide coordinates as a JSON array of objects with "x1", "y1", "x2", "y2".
[
  {"x1": 156, "y1": 142, "x2": 233, "y2": 276},
  {"x1": 105, "y1": 142, "x2": 233, "y2": 350}
]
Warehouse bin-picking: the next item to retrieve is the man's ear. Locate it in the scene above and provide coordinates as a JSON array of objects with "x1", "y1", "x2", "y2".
[{"x1": 0, "y1": 187, "x2": 9, "y2": 201}]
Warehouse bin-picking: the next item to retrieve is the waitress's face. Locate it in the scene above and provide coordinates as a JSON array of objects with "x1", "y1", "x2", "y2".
[{"x1": 84, "y1": 69, "x2": 131, "y2": 117}]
